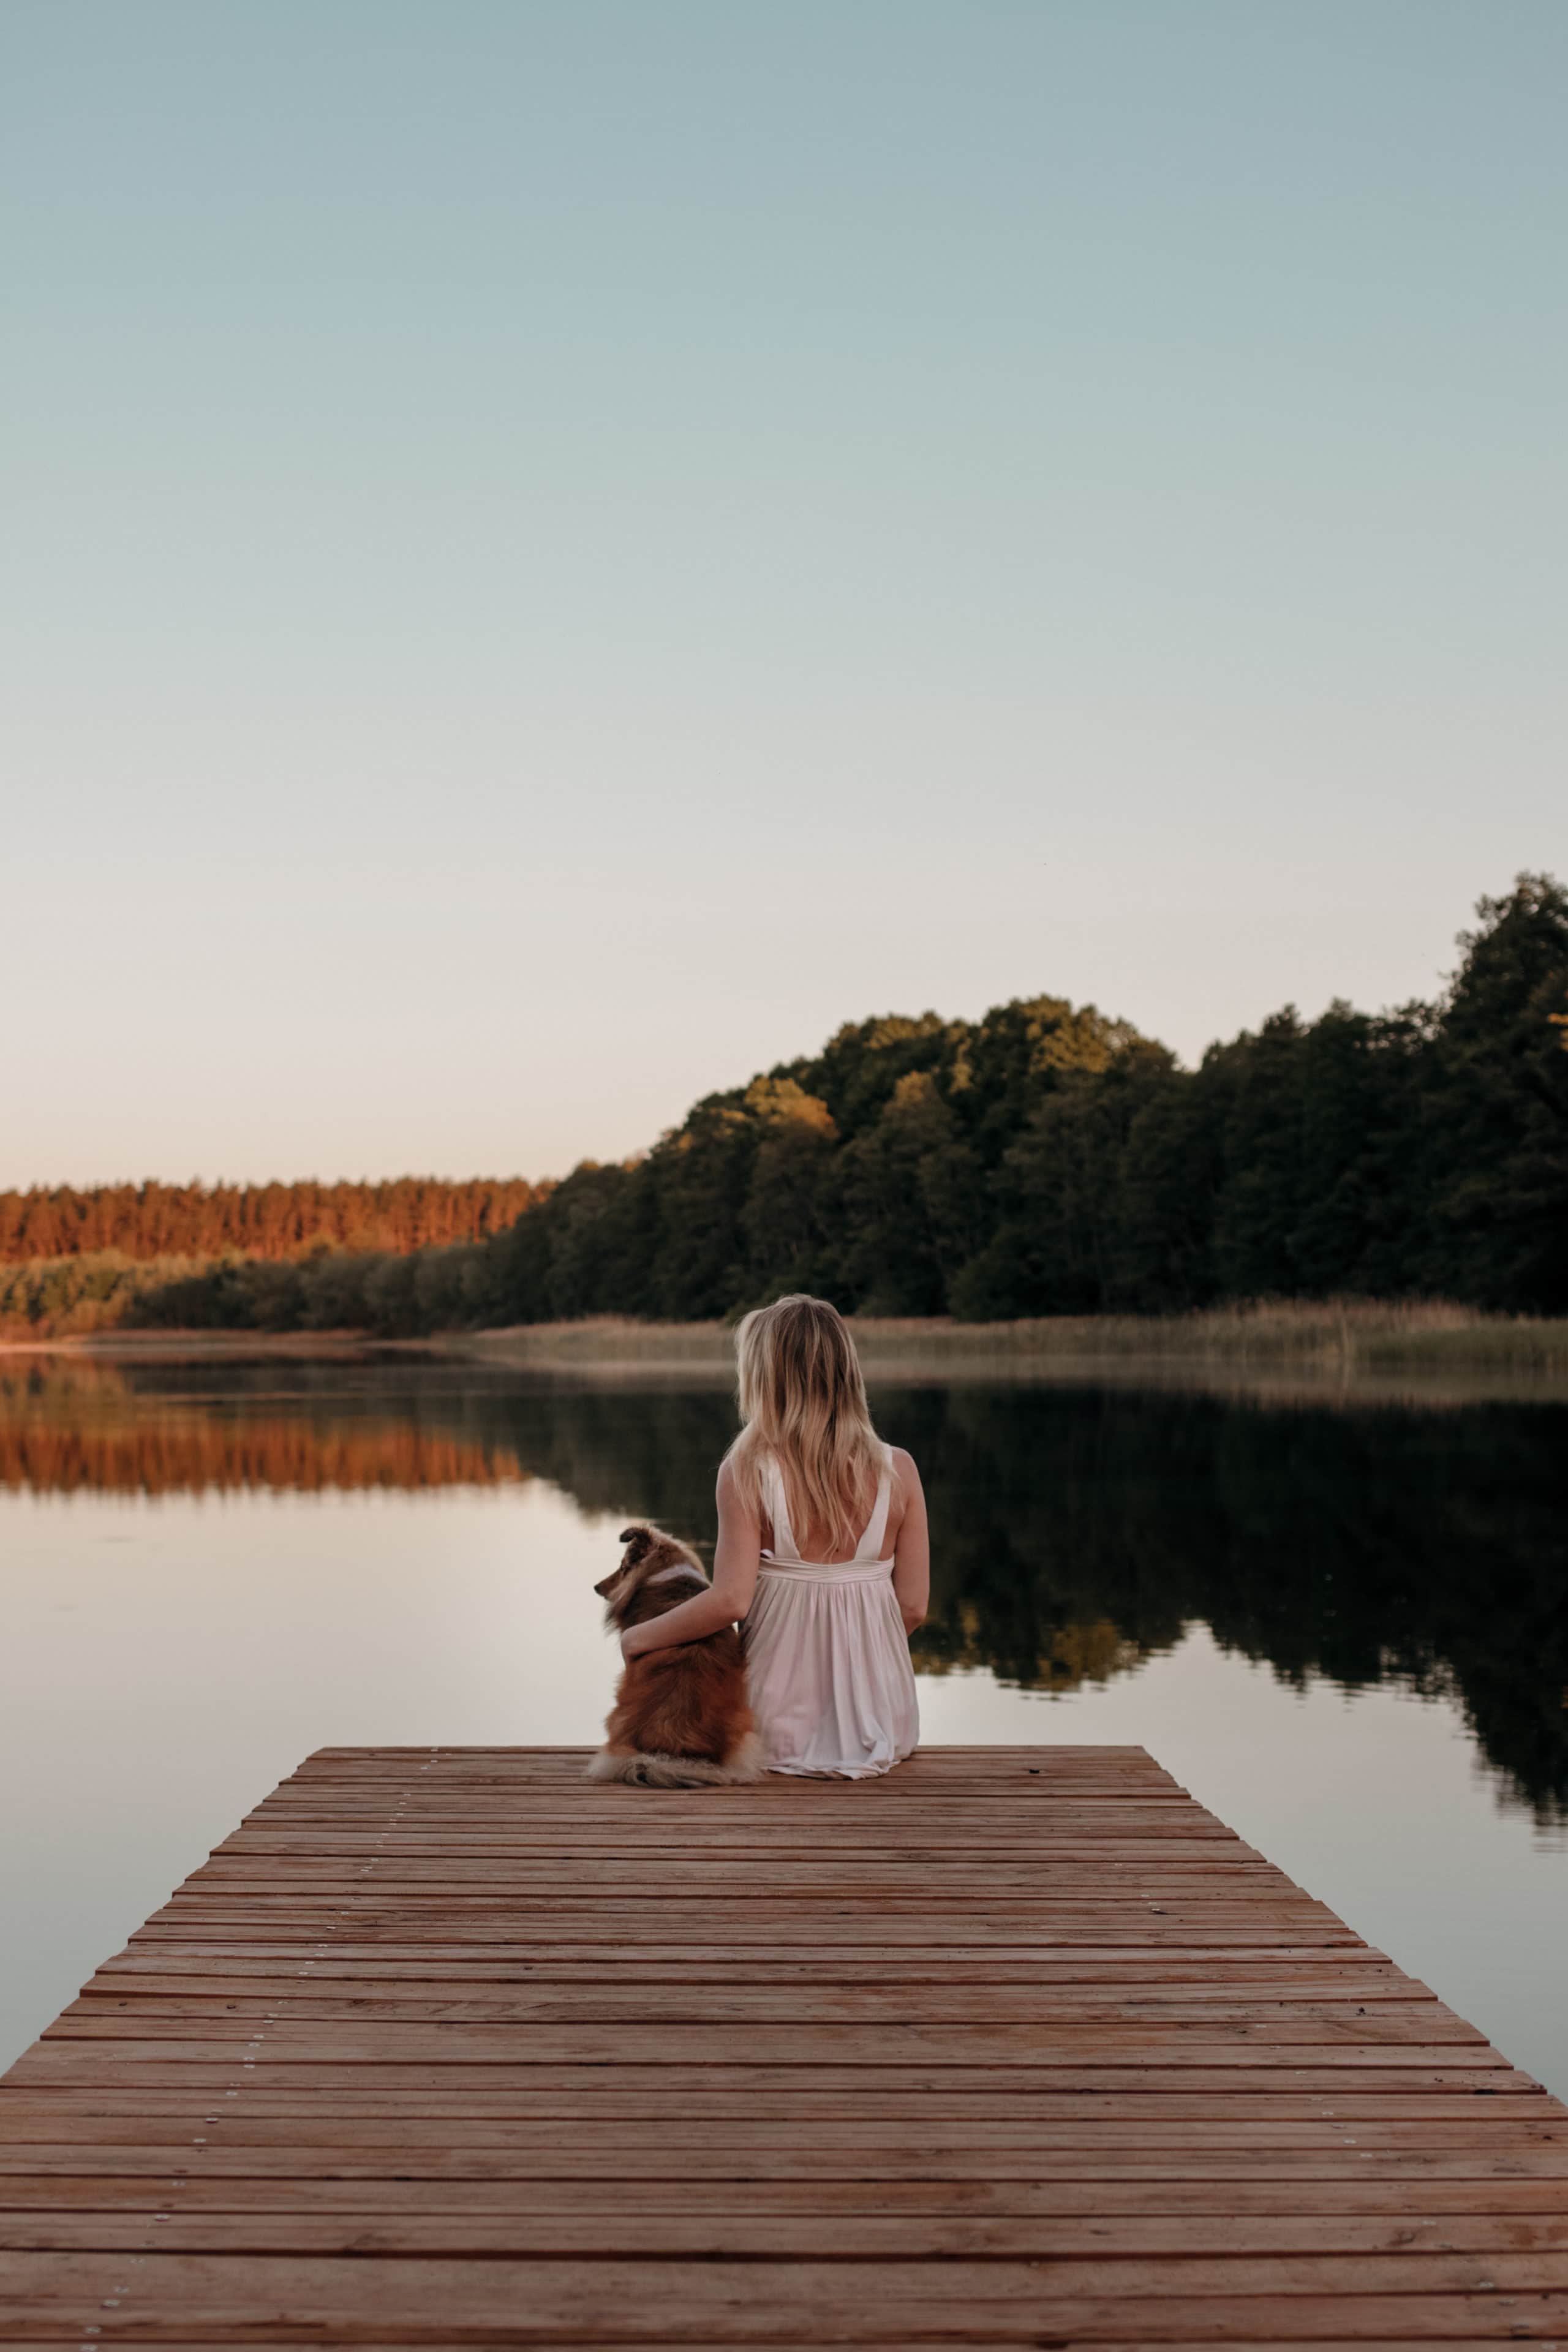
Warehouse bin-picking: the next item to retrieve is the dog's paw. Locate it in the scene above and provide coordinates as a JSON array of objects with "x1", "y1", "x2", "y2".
[{"x1": 722, "y1": 1728, "x2": 767, "y2": 1783}]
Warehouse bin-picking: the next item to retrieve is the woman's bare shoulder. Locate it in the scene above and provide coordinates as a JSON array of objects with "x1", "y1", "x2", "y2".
[
  {"x1": 715, "y1": 1455, "x2": 760, "y2": 1516},
  {"x1": 888, "y1": 1444, "x2": 922, "y2": 1489}
]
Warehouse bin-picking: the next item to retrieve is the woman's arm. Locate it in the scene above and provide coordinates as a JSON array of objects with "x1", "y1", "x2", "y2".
[
  {"x1": 619, "y1": 1460, "x2": 763, "y2": 1660},
  {"x1": 889, "y1": 1448, "x2": 930, "y2": 1637}
]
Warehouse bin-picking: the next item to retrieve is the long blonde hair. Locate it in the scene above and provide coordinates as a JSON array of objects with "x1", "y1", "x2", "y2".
[{"x1": 726, "y1": 1295, "x2": 886, "y2": 1558}]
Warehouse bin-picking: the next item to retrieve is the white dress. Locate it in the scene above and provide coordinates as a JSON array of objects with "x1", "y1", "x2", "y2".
[{"x1": 742, "y1": 1446, "x2": 919, "y2": 1779}]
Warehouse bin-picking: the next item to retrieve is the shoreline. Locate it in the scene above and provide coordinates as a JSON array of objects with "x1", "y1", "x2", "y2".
[{"x1": 6, "y1": 1303, "x2": 1567, "y2": 1404}]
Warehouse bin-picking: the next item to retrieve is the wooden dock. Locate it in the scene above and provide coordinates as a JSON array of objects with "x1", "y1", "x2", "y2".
[{"x1": 2, "y1": 1743, "x2": 1567, "y2": 2345}]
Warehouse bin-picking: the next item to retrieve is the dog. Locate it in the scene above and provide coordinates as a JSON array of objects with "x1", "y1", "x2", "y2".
[{"x1": 587, "y1": 1521, "x2": 764, "y2": 1786}]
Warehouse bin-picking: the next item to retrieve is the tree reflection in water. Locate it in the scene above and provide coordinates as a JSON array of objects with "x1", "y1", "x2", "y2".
[{"x1": 3, "y1": 1360, "x2": 1563, "y2": 1822}]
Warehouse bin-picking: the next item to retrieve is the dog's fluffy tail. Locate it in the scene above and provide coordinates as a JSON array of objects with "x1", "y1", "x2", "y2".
[{"x1": 586, "y1": 1730, "x2": 765, "y2": 1788}]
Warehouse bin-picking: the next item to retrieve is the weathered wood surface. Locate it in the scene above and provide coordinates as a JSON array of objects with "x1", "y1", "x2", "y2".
[{"x1": 2, "y1": 1743, "x2": 1565, "y2": 2345}]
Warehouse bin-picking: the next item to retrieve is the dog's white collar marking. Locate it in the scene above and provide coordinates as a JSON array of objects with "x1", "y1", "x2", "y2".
[{"x1": 647, "y1": 1562, "x2": 706, "y2": 1587}]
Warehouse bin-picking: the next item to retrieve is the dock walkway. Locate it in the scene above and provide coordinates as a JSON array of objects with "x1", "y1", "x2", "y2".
[{"x1": 2, "y1": 1743, "x2": 1567, "y2": 2344}]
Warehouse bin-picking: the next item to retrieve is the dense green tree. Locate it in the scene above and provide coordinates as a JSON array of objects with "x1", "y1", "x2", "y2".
[
  {"x1": 642, "y1": 1108, "x2": 756, "y2": 1319},
  {"x1": 498, "y1": 1161, "x2": 648, "y2": 1322},
  {"x1": 738, "y1": 1082, "x2": 840, "y2": 1302},
  {"x1": 949, "y1": 993, "x2": 1143, "y2": 1167},
  {"x1": 1111, "y1": 1054, "x2": 1223, "y2": 1309},
  {"x1": 787, "y1": 1013, "x2": 956, "y2": 1141},
  {"x1": 954, "y1": 1042, "x2": 1180, "y2": 1315},
  {"x1": 1420, "y1": 875, "x2": 1568, "y2": 1309},
  {"x1": 835, "y1": 1072, "x2": 978, "y2": 1314}
]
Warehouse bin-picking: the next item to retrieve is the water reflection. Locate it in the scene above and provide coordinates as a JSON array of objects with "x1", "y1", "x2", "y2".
[
  {"x1": 3, "y1": 1358, "x2": 1565, "y2": 1821},
  {"x1": 0, "y1": 1365, "x2": 519, "y2": 1493}
]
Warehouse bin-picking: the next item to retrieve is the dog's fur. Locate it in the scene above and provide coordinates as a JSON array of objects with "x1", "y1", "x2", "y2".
[{"x1": 587, "y1": 1522, "x2": 764, "y2": 1787}]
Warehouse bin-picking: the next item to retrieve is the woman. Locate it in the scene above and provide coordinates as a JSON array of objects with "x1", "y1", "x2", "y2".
[{"x1": 617, "y1": 1294, "x2": 928, "y2": 1777}]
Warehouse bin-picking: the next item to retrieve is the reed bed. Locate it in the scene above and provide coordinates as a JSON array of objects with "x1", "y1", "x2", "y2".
[{"x1": 453, "y1": 1300, "x2": 1568, "y2": 1376}]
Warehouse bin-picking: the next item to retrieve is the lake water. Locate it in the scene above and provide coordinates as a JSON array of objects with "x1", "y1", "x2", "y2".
[{"x1": 2, "y1": 1353, "x2": 1564, "y2": 2097}]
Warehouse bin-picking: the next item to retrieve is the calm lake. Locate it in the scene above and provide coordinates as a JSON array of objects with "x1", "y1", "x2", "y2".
[{"x1": 2, "y1": 1354, "x2": 1564, "y2": 2096}]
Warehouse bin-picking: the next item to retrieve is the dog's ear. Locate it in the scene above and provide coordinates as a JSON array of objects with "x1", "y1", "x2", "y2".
[{"x1": 596, "y1": 1522, "x2": 653, "y2": 1599}]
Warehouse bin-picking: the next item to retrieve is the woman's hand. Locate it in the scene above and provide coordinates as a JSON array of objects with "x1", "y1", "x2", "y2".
[
  {"x1": 619, "y1": 1622, "x2": 658, "y2": 1664},
  {"x1": 889, "y1": 1449, "x2": 930, "y2": 1642}
]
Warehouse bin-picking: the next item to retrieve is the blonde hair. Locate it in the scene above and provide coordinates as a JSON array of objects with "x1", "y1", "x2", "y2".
[{"x1": 726, "y1": 1294, "x2": 886, "y2": 1558}]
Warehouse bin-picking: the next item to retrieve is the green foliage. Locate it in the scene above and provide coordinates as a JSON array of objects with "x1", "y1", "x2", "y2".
[
  {"x1": 4, "y1": 873, "x2": 1564, "y2": 1338},
  {"x1": 488, "y1": 873, "x2": 1564, "y2": 1323},
  {"x1": 1422, "y1": 875, "x2": 1568, "y2": 1308},
  {"x1": 0, "y1": 1252, "x2": 202, "y2": 1335}
]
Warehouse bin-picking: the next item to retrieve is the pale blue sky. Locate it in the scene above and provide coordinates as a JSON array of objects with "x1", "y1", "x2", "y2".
[{"x1": 5, "y1": 1, "x2": 1563, "y2": 1185}]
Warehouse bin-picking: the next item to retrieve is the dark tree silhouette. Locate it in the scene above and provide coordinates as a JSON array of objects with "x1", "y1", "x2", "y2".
[{"x1": 3, "y1": 874, "x2": 1564, "y2": 1335}]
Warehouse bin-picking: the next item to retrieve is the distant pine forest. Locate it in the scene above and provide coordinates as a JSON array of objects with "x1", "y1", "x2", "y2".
[
  {"x1": 0, "y1": 1177, "x2": 541, "y2": 1262},
  {"x1": 4, "y1": 873, "x2": 1566, "y2": 1338}
]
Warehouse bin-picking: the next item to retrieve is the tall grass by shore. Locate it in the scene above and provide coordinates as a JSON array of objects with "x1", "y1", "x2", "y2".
[
  {"x1": 7, "y1": 1284, "x2": 1566, "y2": 1393},
  {"x1": 445, "y1": 1299, "x2": 1568, "y2": 1377}
]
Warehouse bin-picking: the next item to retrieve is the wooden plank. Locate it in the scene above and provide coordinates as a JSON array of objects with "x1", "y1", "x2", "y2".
[
  {"x1": 68, "y1": 1986, "x2": 1463, "y2": 2025},
  {"x1": 3, "y1": 2107, "x2": 1561, "y2": 2145},
  {"x1": 135, "y1": 1917, "x2": 1365, "y2": 1947},
  {"x1": 9, "y1": 2247, "x2": 1568, "y2": 2305},
  {"x1": 12, "y1": 2212, "x2": 1568, "y2": 2256},
  {"x1": 34, "y1": 2018, "x2": 1507, "y2": 2059},
  {"x1": 9, "y1": 2176, "x2": 1568, "y2": 2224},
  {"x1": 2, "y1": 1744, "x2": 1564, "y2": 2348},
  {"x1": 99, "y1": 1947, "x2": 1414, "y2": 1978},
  {"x1": 6, "y1": 2251, "x2": 1568, "y2": 2340},
  {"x1": 7, "y1": 2175, "x2": 1568, "y2": 2216}
]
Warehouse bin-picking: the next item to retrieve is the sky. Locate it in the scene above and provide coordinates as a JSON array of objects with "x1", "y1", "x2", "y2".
[{"x1": 4, "y1": 0, "x2": 1564, "y2": 1187}]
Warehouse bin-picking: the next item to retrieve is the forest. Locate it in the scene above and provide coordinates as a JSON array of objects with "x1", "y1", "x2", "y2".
[
  {"x1": 0, "y1": 1177, "x2": 540, "y2": 1264},
  {"x1": 2, "y1": 873, "x2": 1564, "y2": 1336}
]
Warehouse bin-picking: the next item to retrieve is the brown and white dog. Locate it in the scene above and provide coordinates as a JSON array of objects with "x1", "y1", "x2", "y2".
[{"x1": 587, "y1": 1521, "x2": 764, "y2": 1786}]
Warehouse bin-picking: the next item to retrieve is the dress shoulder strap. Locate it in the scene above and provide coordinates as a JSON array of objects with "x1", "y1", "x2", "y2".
[
  {"x1": 763, "y1": 1453, "x2": 801, "y2": 1561},
  {"x1": 856, "y1": 1444, "x2": 895, "y2": 1561}
]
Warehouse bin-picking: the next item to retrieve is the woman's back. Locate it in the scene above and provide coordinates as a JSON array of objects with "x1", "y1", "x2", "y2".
[
  {"x1": 744, "y1": 1436, "x2": 920, "y2": 1778},
  {"x1": 761, "y1": 1446, "x2": 895, "y2": 1568}
]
